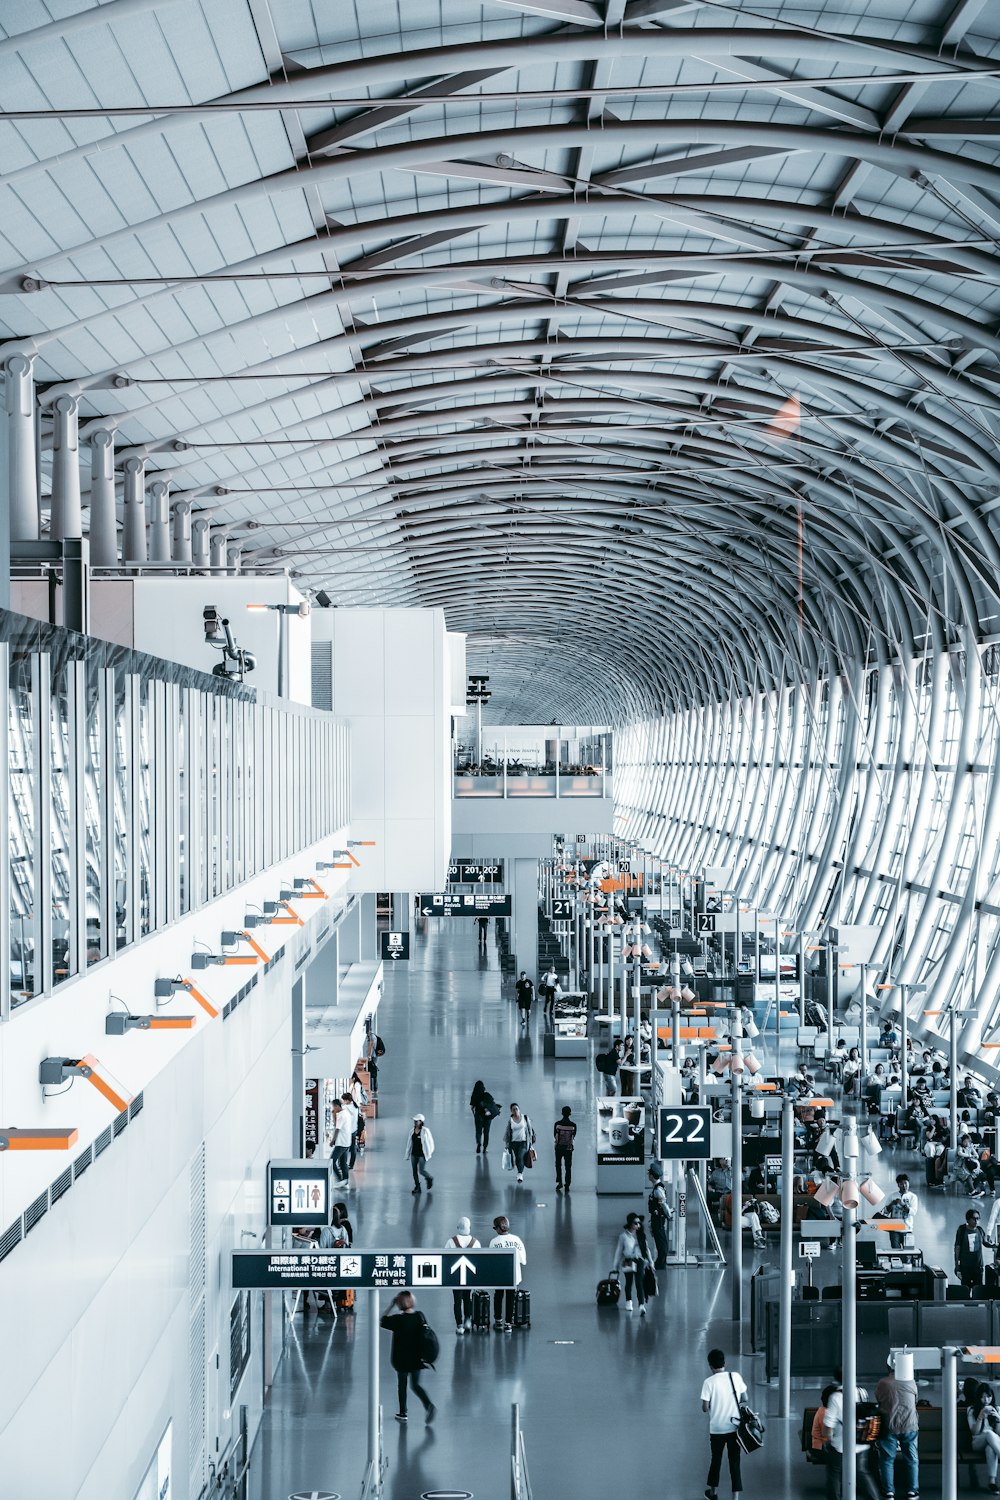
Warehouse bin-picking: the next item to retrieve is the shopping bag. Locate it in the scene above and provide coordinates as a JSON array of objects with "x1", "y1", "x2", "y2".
[{"x1": 501, "y1": 1149, "x2": 513, "y2": 1172}]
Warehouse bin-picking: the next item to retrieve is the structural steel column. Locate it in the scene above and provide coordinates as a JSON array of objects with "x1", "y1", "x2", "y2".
[
  {"x1": 88, "y1": 429, "x2": 118, "y2": 566},
  {"x1": 50, "y1": 394, "x2": 83, "y2": 540},
  {"x1": 6, "y1": 354, "x2": 39, "y2": 541}
]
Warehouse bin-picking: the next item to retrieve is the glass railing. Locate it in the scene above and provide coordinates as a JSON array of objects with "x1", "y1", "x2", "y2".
[
  {"x1": 454, "y1": 766, "x2": 608, "y2": 798},
  {"x1": 2, "y1": 609, "x2": 349, "y2": 1016}
]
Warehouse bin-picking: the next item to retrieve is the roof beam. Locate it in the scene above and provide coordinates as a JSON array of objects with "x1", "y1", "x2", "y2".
[
  {"x1": 940, "y1": 0, "x2": 989, "y2": 48},
  {"x1": 491, "y1": 0, "x2": 604, "y2": 22},
  {"x1": 691, "y1": 53, "x2": 880, "y2": 131}
]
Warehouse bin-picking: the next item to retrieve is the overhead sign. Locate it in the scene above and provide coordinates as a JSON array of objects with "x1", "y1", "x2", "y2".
[
  {"x1": 268, "y1": 1159, "x2": 331, "y2": 1227},
  {"x1": 576, "y1": 834, "x2": 587, "y2": 843},
  {"x1": 380, "y1": 930, "x2": 410, "y2": 962},
  {"x1": 658, "y1": 1106, "x2": 713, "y2": 1159},
  {"x1": 697, "y1": 913, "x2": 716, "y2": 935},
  {"x1": 448, "y1": 860, "x2": 504, "y2": 884},
  {"x1": 232, "y1": 1247, "x2": 518, "y2": 1291},
  {"x1": 419, "y1": 893, "x2": 512, "y2": 918},
  {"x1": 552, "y1": 898, "x2": 574, "y2": 920}
]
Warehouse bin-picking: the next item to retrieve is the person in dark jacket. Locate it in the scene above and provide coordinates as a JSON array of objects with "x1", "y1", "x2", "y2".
[
  {"x1": 553, "y1": 1105, "x2": 577, "y2": 1191},
  {"x1": 470, "y1": 1080, "x2": 499, "y2": 1154},
  {"x1": 515, "y1": 971, "x2": 535, "y2": 1027},
  {"x1": 381, "y1": 1291, "x2": 436, "y2": 1424},
  {"x1": 955, "y1": 1207, "x2": 993, "y2": 1294}
]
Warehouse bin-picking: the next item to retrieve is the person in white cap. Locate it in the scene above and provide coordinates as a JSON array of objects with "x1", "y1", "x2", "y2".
[
  {"x1": 446, "y1": 1217, "x2": 481, "y2": 1332},
  {"x1": 404, "y1": 1114, "x2": 435, "y2": 1193}
]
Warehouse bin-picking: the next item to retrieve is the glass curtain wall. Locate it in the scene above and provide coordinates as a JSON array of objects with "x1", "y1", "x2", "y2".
[{"x1": 3, "y1": 609, "x2": 349, "y2": 1018}]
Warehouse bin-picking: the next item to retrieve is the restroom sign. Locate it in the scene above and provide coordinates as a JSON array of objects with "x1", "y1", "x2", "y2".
[
  {"x1": 268, "y1": 1159, "x2": 332, "y2": 1227},
  {"x1": 380, "y1": 931, "x2": 410, "y2": 961}
]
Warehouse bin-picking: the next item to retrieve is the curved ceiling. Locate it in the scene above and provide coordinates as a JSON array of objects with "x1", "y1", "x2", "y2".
[{"x1": 2, "y1": 0, "x2": 1000, "y2": 720}]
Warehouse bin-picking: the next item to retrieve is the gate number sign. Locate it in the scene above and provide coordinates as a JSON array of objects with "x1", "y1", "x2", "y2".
[
  {"x1": 658, "y1": 1105, "x2": 712, "y2": 1159},
  {"x1": 552, "y1": 899, "x2": 573, "y2": 919}
]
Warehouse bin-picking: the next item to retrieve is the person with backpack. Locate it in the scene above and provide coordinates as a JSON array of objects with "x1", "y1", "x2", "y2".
[
  {"x1": 405, "y1": 1114, "x2": 435, "y2": 1194},
  {"x1": 350, "y1": 1071, "x2": 369, "y2": 1156},
  {"x1": 648, "y1": 1162, "x2": 672, "y2": 1269},
  {"x1": 701, "y1": 1347, "x2": 748, "y2": 1500},
  {"x1": 823, "y1": 1367, "x2": 880, "y2": 1500},
  {"x1": 488, "y1": 1214, "x2": 527, "y2": 1331},
  {"x1": 596, "y1": 1038, "x2": 623, "y2": 1097},
  {"x1": 504, "y1": 1103, "x2": 536, "y2": 1182},
  {"x1": 445, "y1": 1217, "x2": 481, "y2": 1334},
  {"x1": 368, "y1": 1031, "x2": 384, "y2": 1095},
  {"x1": 553, "y1": 1105, "x2": 577, "y2": 1191},
  {"x1": 470, "y1": 1079, "x2": 501, "y2": 1154},
  {"x1": 539, "y1": 965, "x2": 559, "y2": 1019},
  {"x1": 611, "y1": 1211, "x2": 655, "y2": 1315},
  {"x1": 515, "y1": 971, "x2": 535, "y2": 1028},
  {"x1": 380, "y1": 1291, "x2": 437, "y2": 1425}
]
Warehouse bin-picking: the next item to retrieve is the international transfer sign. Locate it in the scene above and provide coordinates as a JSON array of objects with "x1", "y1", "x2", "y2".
[
  {"x1": 418, "y1": 893, "x2": 512, "y2": 917},
  {"x1": 232, "y1": 1247, "x2": 518, "y2": 1291}
]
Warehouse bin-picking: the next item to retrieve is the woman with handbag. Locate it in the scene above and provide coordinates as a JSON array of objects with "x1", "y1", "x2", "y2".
[
  {"x1": 504, "y1": 1103, "x2": 536, "y2": 1182},
  {"x1": 611, "y1": 1211, "x2": 655, "y2": 1315}
]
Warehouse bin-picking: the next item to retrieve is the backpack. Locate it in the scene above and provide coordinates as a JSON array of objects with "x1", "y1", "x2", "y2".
[
  {"x1": 357, "y1": 1083, "x2": 369, "y2": 1107},
  {"x1": 595, "y1": 1051, "x2": 615, "y2": 1075},
  {"x1": 555, "y1": 1121, "x2": 575, "y2": 1148},
  {"x1": 756, "y1": 1200, "x2": 779, "y2": 1227},
  {"x1": 418, "y1": 1314, "x2": 439, "y2": 1369},
  {"x1": 374, "y1": 1035, "x2": 385, "y2": 1057}
]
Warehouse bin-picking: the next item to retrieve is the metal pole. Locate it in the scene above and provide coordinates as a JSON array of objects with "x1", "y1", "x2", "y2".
[
  {"x1": 277, "y1": 608, "x2": 287, "y2": 698},
  {"x1": 942, "y1": 1345, "x2": 958, "y2": 1500},
  {"x1": 6, "y1": 354, "x2": 40, "y2": 541},
  {"x1": 368, "y1": 1290, "x2": 380, "y2": 1480},
  {"x1": 122, "y1": 455, "x2": 147, "y2": 563},
  {"x1": 148, "y1": 477, "x2": 171, "y2": 562},
  {"x1": 842, "y1": 1115, "x2": 859, "y2": 1500},
  {"x1": 859, "y1": 962, "x2": 868, "y2": 1101},
  {"x1": 774, "y1": 915, "x2": 781, "y2": 1065},
  {"x1": 798, "y1": 932, "x2": 807, "y2": 1025},
  {"x1": 88, "y1": 428, "x2": 117, "y2": 566},
  {"x1": 950, "y1": 1008, "x2": 959, "y2": 1149},
  {"x1": 899, "y1": 987, "x2": 908, "y2": 1113},
  {"x1": 826, "y1": 940, "x2": 836, "y2": 1041},
  {"x1": 672, "y1": 996, "x2": 681, "y2": 1067},
  {"x1": 731, "y1": 1011, "x2": 744, "y2": 1330},
  {"x1": 778, "y1": 1092, "x2": 794, "y2": 1417}
]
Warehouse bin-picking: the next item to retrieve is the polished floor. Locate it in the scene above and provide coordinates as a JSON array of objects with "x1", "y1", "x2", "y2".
[{"x1": 248, "y1": 920, "x2": 977, "y2": 1500}]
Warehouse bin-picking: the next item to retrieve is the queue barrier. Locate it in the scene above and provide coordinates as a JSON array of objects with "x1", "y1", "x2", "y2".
[{"x1": 765, "y1": 1296, "x2": 995, "y2": 1381}]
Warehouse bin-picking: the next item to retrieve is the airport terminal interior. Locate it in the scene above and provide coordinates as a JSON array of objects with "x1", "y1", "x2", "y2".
[{"x1": 3, "y1": 0, "x2": 1000, "y2": 1497}]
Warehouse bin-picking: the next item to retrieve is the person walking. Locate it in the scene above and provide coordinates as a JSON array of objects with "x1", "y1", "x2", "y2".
[
  {"x1": 405, "y1": 1113, "x2": 435, "y2": 1194},
  {"x1": 488, "y1": 1214, "x2": 527, "y2": 1331},
  {"x1": 553, "y1": 1105, "x2": 577, "y2": 1192},
  {"x1": 477, "y1": 914, "x2": 489, "y2": 951},
  {"x1": 330, "y1": 1100, "x2": 353, "y2": 1187},
  {"x1": 612, "y1": 1211, "x2": 655, "y2": 1315},
  {"x1": 470, "y1": 1080, "x2": 500, "y2": 1154},
  {"x1": 540, "y1": 964, "x2": 559, "y2": 1019},
  {"x1": 504, "y1": 1103, "x2": 536, "y2": 1182},
  {"x1": 875, "y1": 1356, "x2": 919, "y2": 1500},
  {"x1": 515, "y1": 971, "x2": 535, "y2": 1027},
  {"x1": 648, "y1": 1162, "x2": 672, "y2": 1269},
  {"x1": 446, "y1": 1217, "x2": 481, "y2": 1334},
  {"x1": 598, "y1": 1038, "x2": 624, "y2": 1097},
  {"x1": 955, "y1": 1206, "x2": 992, "y2": 1293},
  {"x1": 701, "y1": 1348, "x2": 746, "y2": 1500},
  {"x1": 380, "y1": 1291, "x2": 436, "y2": 1425},
  {"x1": 350, "y1": 1071, "x2": 368, "y2": 1156},
  {"x1": 823, "y1": 1370, "x2": 880, "y2": 1500},
  {"x1": 367, "y1": 1031, "x2": 382, "y2": 1096}
]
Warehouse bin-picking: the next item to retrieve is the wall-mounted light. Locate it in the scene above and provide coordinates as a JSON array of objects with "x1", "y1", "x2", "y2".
[
  {"x1": 0, "y1": 1127, "x2": 79, "y2": 1152},
  {"x1": 154, "y1": 976, "x2": 220, "y2": 1019},
  {"x1": 347, "y1": 840, "x2": 376, "y2": 849},
  {"x1": 269, "y1": 900, "x2": 304, "y2": 927},
  {"x1": 39, "y1": 1055, "x2": 133, "y2": 1114},
  {"x1": 220, "y1": 930, "x2": 270, "y2": 962},
  {"x1": 293, "y1": 877, "x2": 327, "y2": 900},
  {"x1": 191, "y1": 931, "x2": 264, "y2": 968},
  {"x1": 106, "y1": 1012, "x2": 196, "y2": 1035}
]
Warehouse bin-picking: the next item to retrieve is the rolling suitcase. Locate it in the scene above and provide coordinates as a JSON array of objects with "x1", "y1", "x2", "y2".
[
  {"x1": 470, "y1": 1290, "x2": 491, "y2": 1331},
  {"x1": 596, "y1": 1277, "x2": 621, "y2": 1307},
  {"x1": 512, "y1": 1288, "x2": 531, "y2": 1328}
]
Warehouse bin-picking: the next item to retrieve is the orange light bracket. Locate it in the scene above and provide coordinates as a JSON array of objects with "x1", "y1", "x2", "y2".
[
  {"x1": 271, "y1": 900, "x2": 304, "y2": 927},
  {"x1": 293, "y1": 876, "x2": 327, "y2": 900},
  {"x1": 155, "y1": 975, "x2": 219, "y2": 1020},
  {"x1": 221, "y1": 930, "x2": 270, "y2": 962},
  {"x1": 39, "y1": 1054, "x2": 133, "y2": 1115},
  {"x1": 106, "y1": 1012, "x2": 196, "y2": 1035},
  {"x1": 0, "y1": 1127, "x2": 79, "y2": 1152}
]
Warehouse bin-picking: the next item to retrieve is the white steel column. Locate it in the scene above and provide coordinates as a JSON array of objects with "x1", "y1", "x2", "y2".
[
  {"x1": 88, "y1": 429, "x2": 117, "y2": 565},
  {"x1": 192, "y1": 516, "x2": 211, "y2": 569},
  {"x1": 6, "y1": 354, "x2": 39, "y2": 541},
  {"x1": 50, "y1": 394, "x2": 83, "y2": 539},
  {"x1": 148, "y1": 478, "x2": 171, "y2": 562},
  {"x1": 122, "y1": 457, "x2": 147, "y2": 563},
  {"x1": 172, "y1": 497, "x2": 193, "y2": 563},
  {"x1": 210, "y1": 529, "x2": 228, "y2": 573}
]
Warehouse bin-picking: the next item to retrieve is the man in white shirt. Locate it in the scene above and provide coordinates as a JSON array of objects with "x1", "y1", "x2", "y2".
[
  {"x1": 701, "y1": 1347, "x2": 746, "y2": 1500},
  {"x1": 330, "y1": 1103, "x2": 353, "y2": 1186},
  {"x1": 887, "y1": 1174, "x2": 918, "y2": 1250},
  {"x1": 823, "y1": 1371, "x2": 880, "y2": 1500}
]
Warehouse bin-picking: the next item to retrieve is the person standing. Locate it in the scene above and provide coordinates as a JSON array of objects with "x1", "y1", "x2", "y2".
[
  {"x1": 340, "y1": 1091, "x2": 360, "y2": 1170},
  {"x1": 885, "y1": 1174, "x2": 918, "y2": 1250},
  {"x1": 488, "y1": 1214, "x2": 527, "y2": 1331},
  {"x1": 702, "y1": 1348, "x2": 746, "y2": 1500},
  {"x1": 367, "y1": 1031, "x2": 382, "y2": 1096},
  {"x1": 330, "y1": 1100, "x2": 353, "y2": 1187},
  {"x1": 955, "y1": 1206, "x2": 992, "y2": 1293},
  {"x1": 515, "y1": 971, "x2": 535, "y2": 1027},
  {"x1": 504, "y1": 1103, "x2": 536, "y2": 1182},
  {"x1": 446, "y1": 1217, "x2": 481, "y2": 1334},
  {"x1": 823, "y1": 1372, "x2": 880, "y2": 1500},
  {"x1": 612, "y1": 1211, "x2": 655, "y2": 1315},
  {"x1": 875, "y1": 1359, "x2": 919, "y2": 1500},
  {"x1": 470, "y1": 1079, "x2": 500, "y2": 1154},
  {"x1": 477, "y1": 914, "x2": 489, "y2": 951},
  {"x1": 648, "y1": 1162, "x2": 672, "y2": 1269},
  {"x1": 553, "y1": 1105, "x2": 577, "y2": 1192},
  {"x1": 380, "y1": 1291, "x2": 436, "y2": 1425},
  {"x1": 405, "y1": 1113, "x2": 435, "y2": 1194},
  {"x1": 599, "y1": 1038, "x2": 624, "y2": 1097}
]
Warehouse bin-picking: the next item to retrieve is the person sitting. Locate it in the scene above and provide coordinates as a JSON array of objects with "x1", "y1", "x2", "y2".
[
  {"x1": 960, "y1": 1075, "x2": 984, "y2": 1109},
  {"x1": 811, "y1": 1384, "x2": 838, "y2": 1464},
  {"x1": 957, "y1": 1134, "x2": 988, "y2": 1199},
  {"x1": 879, "y1": 1019, "x2": 899, "y2": 1048},
  {"x1": 842, "y1": 1046, "x2": 862, "y2": 1096}
]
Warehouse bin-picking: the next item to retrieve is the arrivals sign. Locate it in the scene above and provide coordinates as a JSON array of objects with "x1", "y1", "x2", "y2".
[
  {"x1": 268, "y1": 1158, "x2": 332, "y2": 1227},
  {"x1": 447, "y1": 860, "x2": 504, "y2": 884},
  {"x1": 232, "y1": 1247, "x2": 518, "y2": 1291},
  {"x1": 419, "y1": 893, "x2": 512, "y2": 917}
]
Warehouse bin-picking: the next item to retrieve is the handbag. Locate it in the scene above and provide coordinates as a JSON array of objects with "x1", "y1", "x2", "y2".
[
  {"x1": 643, "y1": 1264, "x2": 657, "y2": 1298},
  {"x1": 524, "y1": 1148, "x2": 536, "y2": 1169},
  {"x1": 501, "y1": 1149, "x2": 513, "y2": 1172},
  {"x1": 730, "y1": 1373, "x2": 764, "y2": 1454}
]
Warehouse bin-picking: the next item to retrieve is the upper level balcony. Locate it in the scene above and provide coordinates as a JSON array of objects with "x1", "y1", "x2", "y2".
[{"x1": 453, "y1": 726, "x2": 611, "y2": 800}]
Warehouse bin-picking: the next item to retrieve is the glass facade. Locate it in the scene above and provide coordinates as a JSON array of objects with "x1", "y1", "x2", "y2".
[{"x1": 2, "y1": 609, "x2": 349, "y2": 1018}]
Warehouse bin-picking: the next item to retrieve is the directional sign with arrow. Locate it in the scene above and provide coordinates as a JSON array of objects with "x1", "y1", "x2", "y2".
[
  {"x1": 419, "y1": 894, "x2": 511, "y2": 918},
  {"x1": 450, "y1": 1255, "x2": 478, "y2": 1285},
  {"x1": 233, "y1": 1247, "x2": 518, "y2": 1290}
]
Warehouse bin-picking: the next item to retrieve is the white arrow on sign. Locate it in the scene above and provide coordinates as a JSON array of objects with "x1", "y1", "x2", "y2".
[
  {"x1": 422, "y1": 907, "x2": 433, "y2": 915},
  {"x1": 450, "y1": 1255, "x2": 477, "y2": 1285}
]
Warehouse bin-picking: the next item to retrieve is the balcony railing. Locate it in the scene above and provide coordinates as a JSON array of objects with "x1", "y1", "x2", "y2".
[
  {"x1": 2, "y1": 609, "x2": 348, "y2": 1017},
  {"x1": 454, "y1": 767, "x2": 608, "y2": 799}
]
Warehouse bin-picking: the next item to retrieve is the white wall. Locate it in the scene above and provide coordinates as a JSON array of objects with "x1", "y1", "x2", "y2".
[{"x1": 314, "y1": 608, "x2": 451, "y2": 893}]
